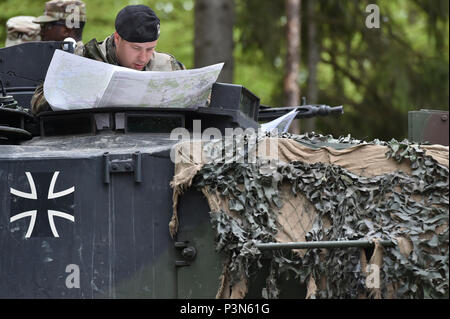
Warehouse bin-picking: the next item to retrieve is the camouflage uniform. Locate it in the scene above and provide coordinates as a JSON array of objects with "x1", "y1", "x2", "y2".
[
  {"x1": 31, "y1": 34, "x2": 185, "y2": 114},
  {"x1": 34, "y1": 0, "x2": 86, "y2": 48},
  {"x1": 30, "y1": 0, "x2": 84, "y2": 114},
  {"x1": 31, "y1": 1, "x2": 185, "y2": 114},
  {"x1": 34, "y1": 0, "x2": 86, "y2": 25},
  {"x1": 5, "y1": 16, "x2": 41, "y2": 47}
]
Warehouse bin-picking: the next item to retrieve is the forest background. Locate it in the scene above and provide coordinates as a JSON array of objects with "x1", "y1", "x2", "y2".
[{"x1": 0, "y1": 0, "x2": 448, "y2": 141}]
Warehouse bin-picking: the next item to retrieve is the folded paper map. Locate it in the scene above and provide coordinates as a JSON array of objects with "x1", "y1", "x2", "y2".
[{"x1": 44, "y1": 49, "x2": 224, "y2": 111}]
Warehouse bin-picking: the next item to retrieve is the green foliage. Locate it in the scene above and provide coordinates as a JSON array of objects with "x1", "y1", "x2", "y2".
[
  {"x1": 1, "y1": 0, "x2": 448, "y2": 140},
  {"x1": 0, "y1": 0, "x2": 195, "y2": 68},
  {"x1": 236, "y1": 0, "x2": 449, "y2": 140}
]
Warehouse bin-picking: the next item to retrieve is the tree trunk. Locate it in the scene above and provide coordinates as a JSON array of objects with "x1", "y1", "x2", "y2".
[
  {"x1": 303, "y1": 0, "x2": 319, "y2": 133},
  {"x1": 194, "y1": 0, "x2": 234, "y2": 83},
  {"x1": 285, "y1": 0, "x2": 301, "y2": 134}
]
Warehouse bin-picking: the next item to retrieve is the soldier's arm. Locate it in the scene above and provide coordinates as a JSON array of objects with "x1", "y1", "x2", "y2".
[
  {"x1": 30, "y1": 82, "x2": 51, "y2": 115},
  {"x1": 170, "y1": 56, "x2": 186, "y2": 71}
]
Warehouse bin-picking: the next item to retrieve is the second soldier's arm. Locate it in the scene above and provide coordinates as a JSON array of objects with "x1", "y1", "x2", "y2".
[{"x1": 30, "y1": 82, "x2": 51, "y2": 115}]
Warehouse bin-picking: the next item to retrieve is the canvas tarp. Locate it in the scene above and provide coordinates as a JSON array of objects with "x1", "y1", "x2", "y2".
[{"x1": 170, "y1": 137, "x2": 449, "y2": 298}]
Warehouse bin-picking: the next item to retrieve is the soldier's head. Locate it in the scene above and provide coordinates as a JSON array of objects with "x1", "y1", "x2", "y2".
[
  {"x1": 113, "y1": 5, "x2": 160, "y2": 71},
  {"x1": 5, "y1": 16, "x2": 41, "y2": 47},
  {"x1": 34, "y1": 0, "x2": 86, "y2": 42}
]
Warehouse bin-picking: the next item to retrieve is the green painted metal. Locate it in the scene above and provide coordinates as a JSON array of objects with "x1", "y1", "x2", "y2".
[
  {"x1": 408, "y1": 109, "x2": 449, "y2": 146},
  {"x1": 175, "y1": 189, "x2": 226, "y2": 298},
  {"x1": 255, "y1": 240, "x2": 395, "y2": 250}
]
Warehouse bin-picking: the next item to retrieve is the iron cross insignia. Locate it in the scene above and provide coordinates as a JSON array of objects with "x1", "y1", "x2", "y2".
[{"x1": 10, "y1": 171, "x2": 75, "y2": 238}]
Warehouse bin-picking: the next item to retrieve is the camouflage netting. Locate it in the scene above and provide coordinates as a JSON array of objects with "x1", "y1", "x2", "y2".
[{"x1": 169, "y1": 133, "x2": 449, "y2": 299}]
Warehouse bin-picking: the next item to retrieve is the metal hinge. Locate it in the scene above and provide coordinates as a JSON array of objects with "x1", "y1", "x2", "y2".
[{"x1": 103, "y1": 151, "x2": 142, "y2": 184}]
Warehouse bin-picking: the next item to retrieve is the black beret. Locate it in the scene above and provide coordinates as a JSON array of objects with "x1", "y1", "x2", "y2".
[{"x1": 115, "y1": 5, "x2": 160, "y2": 43}]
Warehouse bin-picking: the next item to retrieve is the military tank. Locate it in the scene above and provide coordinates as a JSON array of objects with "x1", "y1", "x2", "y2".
[{"x1": 0, "y1": 41, "x2": 347, "y2": 298}]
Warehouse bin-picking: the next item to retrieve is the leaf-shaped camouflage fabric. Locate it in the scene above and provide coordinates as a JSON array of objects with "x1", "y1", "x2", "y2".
[{"x1": 187, "y1": 133, "x2": 449, "y2": 299}]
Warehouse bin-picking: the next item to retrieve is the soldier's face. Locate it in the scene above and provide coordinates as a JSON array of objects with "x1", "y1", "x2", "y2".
[
  {"x1": 40, "y1": 21, "x2": 70, "y2": 41},
  {"x1": 114, "y1": 32, "x2": 157, "y2": 70}
]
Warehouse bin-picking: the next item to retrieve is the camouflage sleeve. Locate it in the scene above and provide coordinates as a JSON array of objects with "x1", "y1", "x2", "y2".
[
  {"x1": 170, "y1": 56, "x2": 186, "y2": 71},
  {"x1": 30, "y1": 82, "x2": 51, "y2": 115},
  {"x1": 74, "y1": 41, "x2": 85, "y2": 56}
]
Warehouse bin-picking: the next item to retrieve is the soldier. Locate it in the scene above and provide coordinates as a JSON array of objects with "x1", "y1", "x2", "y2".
[
  {"x1": 33, "y1": 0, "x2": 86, "y2": 44},
  {"x1": 31, "y1": 4, "x2": 185, "y2": 115},
  {"x1": 5, "y1": 16, "x2": 41, "y2": 47}
]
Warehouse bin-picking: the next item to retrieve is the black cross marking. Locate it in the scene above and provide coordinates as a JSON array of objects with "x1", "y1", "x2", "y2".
[{"x1": 10, "y1": 172, "x2": 74, "y2": 238}]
